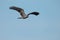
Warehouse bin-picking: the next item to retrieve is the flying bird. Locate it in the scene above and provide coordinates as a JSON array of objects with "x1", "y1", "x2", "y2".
[{"x1": 9, "y1": 6, "x2": 39, "y2": 19}]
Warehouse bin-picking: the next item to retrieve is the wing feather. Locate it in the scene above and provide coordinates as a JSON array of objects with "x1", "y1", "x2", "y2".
[{"x1": 9, "y1": 6, "x2": 27, "y2": 17}]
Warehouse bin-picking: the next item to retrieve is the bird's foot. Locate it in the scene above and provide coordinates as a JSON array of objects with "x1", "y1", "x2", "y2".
[{"x1": 17, "y1": 17, "x2": 23, "y2": 19}]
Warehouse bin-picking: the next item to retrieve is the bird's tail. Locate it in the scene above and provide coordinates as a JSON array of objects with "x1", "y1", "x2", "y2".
[{"x1": 28, "y1": 12, "x2": 39, "y2": 16}]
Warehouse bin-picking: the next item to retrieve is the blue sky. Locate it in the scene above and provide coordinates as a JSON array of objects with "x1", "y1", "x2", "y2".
[{"x1": 0, "y1": 0, "x2": 60, "y2": 40}]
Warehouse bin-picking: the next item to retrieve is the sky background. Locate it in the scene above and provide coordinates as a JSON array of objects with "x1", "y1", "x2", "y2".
[{"x1": 0, "y1": 0, "x2": 60, "y2": 40}]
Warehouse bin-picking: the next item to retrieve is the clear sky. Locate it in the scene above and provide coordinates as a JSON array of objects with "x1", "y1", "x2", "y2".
[{"x1": 0, "y1": 0, "x2": 60, "y2": 40}]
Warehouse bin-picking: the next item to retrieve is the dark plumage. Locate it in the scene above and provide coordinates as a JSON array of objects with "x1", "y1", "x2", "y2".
[
  {"x1": 28, "y1": 12, "x2": 39, "y2": 16},
  {"x1": 9, "y1": 6, "x2": 39, "y2": 19}
]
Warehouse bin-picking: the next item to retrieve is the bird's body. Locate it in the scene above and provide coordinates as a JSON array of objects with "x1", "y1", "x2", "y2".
[{"x1": 9, "y1": 6, "x2": 39, "y2": 19}]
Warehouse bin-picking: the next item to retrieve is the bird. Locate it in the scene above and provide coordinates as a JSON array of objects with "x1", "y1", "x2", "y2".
[{"x1": 9, "y1": 6, "x2": 39, "y2": 19}]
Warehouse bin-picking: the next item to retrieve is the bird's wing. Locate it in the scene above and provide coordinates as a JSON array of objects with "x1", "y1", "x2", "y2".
[
  {"x1": 9, "y1": 6, "x2": 27, "y2": 17},
  {"x1": 28, "y1": 12, "x2": 39, "y2": 16}
]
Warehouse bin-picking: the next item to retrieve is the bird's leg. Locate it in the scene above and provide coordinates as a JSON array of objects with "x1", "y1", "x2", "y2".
[{"x1": 17, "y1": 17, "x2": 23, "y2": 19}]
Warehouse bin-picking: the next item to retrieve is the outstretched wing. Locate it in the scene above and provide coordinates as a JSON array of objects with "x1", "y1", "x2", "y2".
[
  {"x1": 9, "y1": 6, "x2": 27, "y2": 17},
  {"x1": 28, "y1": 12, "x2": 39, "y2": 16}
]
